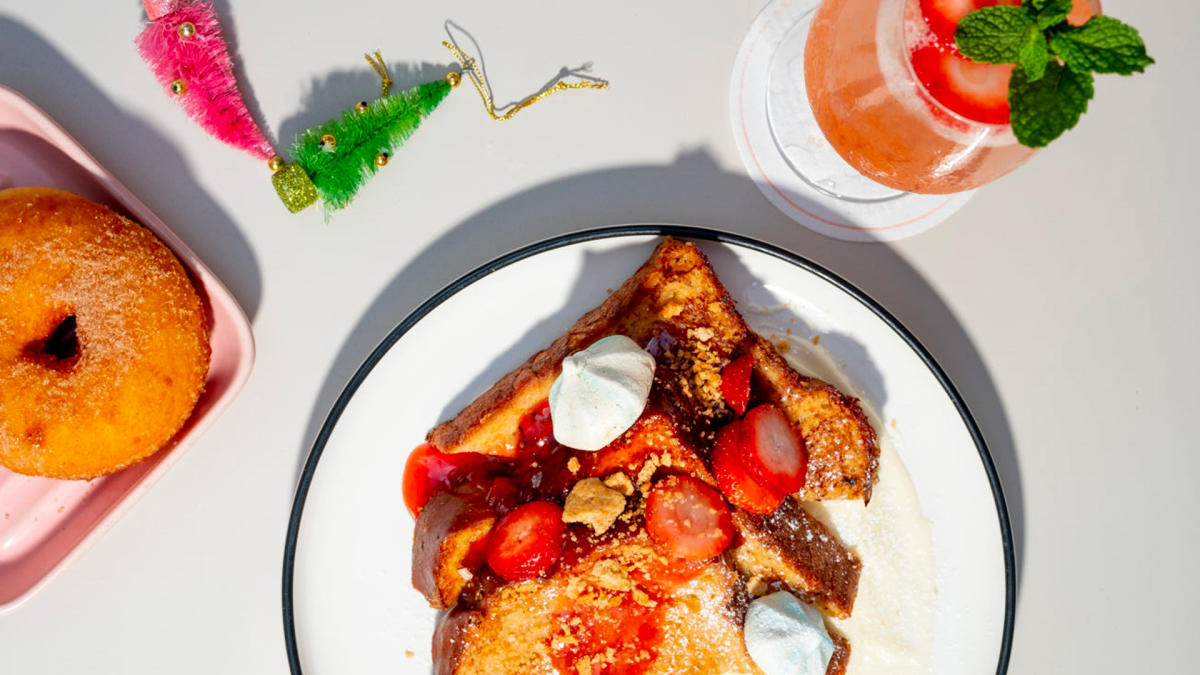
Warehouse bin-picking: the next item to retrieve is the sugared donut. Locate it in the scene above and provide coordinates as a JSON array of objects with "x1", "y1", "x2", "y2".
[{"x1": 0, "y1": 187, "x2": 211, "y2": 479}]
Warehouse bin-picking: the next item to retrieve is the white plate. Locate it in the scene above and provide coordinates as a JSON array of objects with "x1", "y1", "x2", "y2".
[{"x1": 283, "y1": 227, "x2": 1013, "y2": 674}]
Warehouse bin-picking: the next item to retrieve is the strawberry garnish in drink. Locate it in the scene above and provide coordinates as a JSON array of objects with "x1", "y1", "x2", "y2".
[
  {"x1": 919, "y1": 0, "x2": 1019, "y2": 47},
  {"x1": 739, "y1": 404, "x2": 808, "y2": 495},
  {"x1": 712, "y1": 421, "x2": 786, "y2": 515},
  {"x1": 719, "y1": 354, "x2": 754, "y2": 416},
  {"x1": 911, "y1": 45, "x2": 1014, "y2": 124},
  {"x1": 645, "y1": 475, "x2": 734, "y2": 561},
  {"x1": 486, "y1": 501, "x2": 567, "y2": 583},
  {"x1": 912, "y1": 0, "x2": 1021, "y2": 124}
]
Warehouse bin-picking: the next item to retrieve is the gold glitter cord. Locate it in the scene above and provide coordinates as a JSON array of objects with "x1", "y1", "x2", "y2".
[
  {"x1": 365, "y1": 51, "x2": 393, "y2": 98},
  {"x1": 442, "y1": 41, "x2": 608, "y2": 121}
]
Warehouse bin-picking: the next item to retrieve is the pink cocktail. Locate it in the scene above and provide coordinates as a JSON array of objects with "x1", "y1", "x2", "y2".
[{"x1": 804, "y1": 0, "x2": 1099, "y2": 194}]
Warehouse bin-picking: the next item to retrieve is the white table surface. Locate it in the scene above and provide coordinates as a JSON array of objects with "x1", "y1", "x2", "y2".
[{"x1": 0, "y1": 1, "x2": 1195, "y2": 673}]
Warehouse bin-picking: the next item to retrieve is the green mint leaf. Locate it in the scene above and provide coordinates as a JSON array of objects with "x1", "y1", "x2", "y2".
[
  {"x1": 1050, "y1": 16, "x2": 1155, "y2": 74},
  {"x1": 955, "y1": 6, "x2": 1037, "y2": 64},
  {"x1": 1009, "y1": 61, "x2": 1094, "y2": 147},
  {"x1": 1018, "y1": 25, "x2": 1049, "y2": 81},
  {"x1": 1031, "y1": 0, "x2": 1072, "y2": 29},
  {"x1": 1025, "y1": 0, "x2": 1050, "y2": 10}
]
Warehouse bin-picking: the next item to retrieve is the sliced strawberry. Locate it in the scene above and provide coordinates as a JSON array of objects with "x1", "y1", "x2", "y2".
[
  {"x1": 485, "y1": 501, "x2": 566, "y2": 583},
  {"x1": 919, "y1": 0, "x2": 1020, "y2": 47},
  {"x1": 740, "y1": 404, "x2": 808, "y2": 495},
  {"x1": 720, "y1": 354, "x2": 754, "y2": 416},
  {"x1": 402, "y1": 443, "x2": 490, "y2": 518},
  {"x1": 712, "y1": 422, "x2": 786, "y2": 515},
  {"x1": 645, "y1": 475, "x2": 734, "y2": 561},
  {"x1": 911, "y1": 44, "x2": 1013, "y2": 125}
]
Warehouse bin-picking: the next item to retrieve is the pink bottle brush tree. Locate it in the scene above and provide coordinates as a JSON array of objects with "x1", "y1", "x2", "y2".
[{"x1": 135, "y1": 0, "x2": 274, "y2": 161}]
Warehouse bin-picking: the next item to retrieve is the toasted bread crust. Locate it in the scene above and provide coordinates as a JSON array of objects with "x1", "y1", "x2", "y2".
[
  {"x1": 731, "y1": 498, "x2": 862, "y2": 619},
  {"x1": 413, "y1": 492, "x2": 497, "y2": 609}
]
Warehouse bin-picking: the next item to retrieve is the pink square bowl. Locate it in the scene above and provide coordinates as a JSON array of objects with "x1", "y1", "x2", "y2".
[{"x1": 0, "y1": 84, "x2": 256, "y2": 613}]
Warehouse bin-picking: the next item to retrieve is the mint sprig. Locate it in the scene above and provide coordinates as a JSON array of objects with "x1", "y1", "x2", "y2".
[
  {"x1": 954, "y1": 2, "x2": 1153, "y2": 147},
  {"x1": 955, "y1": 7, "x2": 1037, "y2": 64},
  {"x1": 1027, "y1": 0, "x2": 1072, "y2": 30},
  {"x1": 1009, "y1": 62, "x2": 1094, "y2": 148},
  {"x1": 1050, "y1": 16, "x2": 1155, "y2": 75}
]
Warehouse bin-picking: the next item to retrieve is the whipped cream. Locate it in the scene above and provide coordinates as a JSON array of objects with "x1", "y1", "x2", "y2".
[
  {"x1": 548, "y1": 335, "x2": 655, "y2": 451},
  {"x1": 744, "y1": 592, "x2": 835, "y2": 675}
]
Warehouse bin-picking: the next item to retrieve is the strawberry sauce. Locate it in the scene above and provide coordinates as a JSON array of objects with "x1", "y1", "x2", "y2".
[{"x1": 403, "y1": 401, "x2": 573, "y2": 519}]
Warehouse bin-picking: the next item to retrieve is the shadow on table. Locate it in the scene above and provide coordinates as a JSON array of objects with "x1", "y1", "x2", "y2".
[
  {"x1": 0, "y1": 15, "x2": 262, "y2": 321},
  {"x1": 294, "y1": 148, "x2": 1028, "y2": 590}
]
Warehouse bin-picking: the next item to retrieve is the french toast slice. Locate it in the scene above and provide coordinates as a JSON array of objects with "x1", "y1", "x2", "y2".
[
  {"x1": 413, "y1": 238, "x2": 876, "y2": 674},
  {"x1": 428, "y1": 238, "x2": 879, "y2": 503},
  {"x1": 426, "y1": 411, "x2": 852, "y2": 675}
]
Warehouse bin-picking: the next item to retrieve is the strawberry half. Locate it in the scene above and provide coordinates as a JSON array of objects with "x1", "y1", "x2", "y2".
[
  {"x1": 402, "y1": 443, "x2": 490, "y2": 518},
  {"x1": 720, "y1": 354, "x2": 754, "y2": 416},
  {"x1": 645, "y1": 475, "x2": 734, "y2": 561},
  {"x1": 740, "y1": 404, "x2": 808, "y2": 495},
  {"x1": 712, "y1": 421, "x2": 786, "y2": 515},
  {"x1": 919, "y1": 0, "x2": 1020, "y2": 47},
  {"x1": 910, "y1": 45, "x2": 1013, "y2": 125},
  {"x1": 485, "y1": 501, "x2": 566, "y2": 583}
]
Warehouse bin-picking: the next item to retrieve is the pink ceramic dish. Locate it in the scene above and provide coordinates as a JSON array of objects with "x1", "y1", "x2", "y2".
[{"x1": 0, "y1": 84, "x2": 255, "y2": 613}]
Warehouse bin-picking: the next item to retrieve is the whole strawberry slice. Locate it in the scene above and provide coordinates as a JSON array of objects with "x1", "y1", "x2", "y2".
[
  {"x1": 712, "y1": 421, "x2": 786, "y2": 515},
  {"x1": 720, "y1": 354, "x2": 754, "y2": 416},
  {"x1": 486, "y1": 501, "x2": 566, "y2": 582},
  {"x1": 919, "y1": 0, "x2": 1020, "y2": 47},
  {"x1": 740, "y1": 404, "x2": 808, "y2": 495},
  {"x1": 911, "y1": 44, "x2": 1014, "y2": 125},
  {"x1": 645, "y1": 475, "x2": 734, "y2": 561}
]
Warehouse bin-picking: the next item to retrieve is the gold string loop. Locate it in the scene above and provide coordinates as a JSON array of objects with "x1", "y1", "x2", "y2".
[
  {"x1": 442, "y1": 41, "x2": 608, "y2": 121},
  {"x1": 364, "y1": 51, "x2": 393, "y2": 98}
]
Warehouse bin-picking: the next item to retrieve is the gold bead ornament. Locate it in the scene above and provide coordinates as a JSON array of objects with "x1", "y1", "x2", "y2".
[
  {"x1": 177, "y1": 22, "x2": 196, "y2": 38},
  {"x1": 374, "y1": 152, "x2": 390, "y2": 167},
  {"x1": 445, "y1": 71, "x2": 461, "y2": 88},
  {"x1": 267, "y1": 156, "x2": 285, "y2": 173},
  {"x1": 319, "y1": 134, "x2": 337, "y2": 152},
  {"x1": 354, "y1": 100, "x2": 370, "y2": 113},
  {"x1": 169, "y1": 79, "x2": 187, "y2": 95}
]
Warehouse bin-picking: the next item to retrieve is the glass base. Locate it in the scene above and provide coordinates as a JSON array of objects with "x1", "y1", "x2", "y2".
[{"x1": 765, "y1": 9, "x2": 903, "y2": 203}]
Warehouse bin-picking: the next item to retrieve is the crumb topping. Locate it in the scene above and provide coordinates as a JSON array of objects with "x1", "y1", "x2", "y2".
[
  {"x1": 635, "y1": 454, "x2": 662, "y2": 492},
  {"x1": 590, "y1": 559, "x2": 634, "y2": 592},
  {"x1": 563, "y1": 478, "x2": 627, "y2": 534},
  {"x1": 657, "y1": 330, "x2": 730, "y2": 443},
  {"x1": 602, "y1": 471, "x2": 635, "y2": 496}
]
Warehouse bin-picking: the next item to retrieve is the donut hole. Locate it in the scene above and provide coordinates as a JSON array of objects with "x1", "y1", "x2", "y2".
[{"x1": 24, "y1": 314, "x2": 81, "y2": 370}]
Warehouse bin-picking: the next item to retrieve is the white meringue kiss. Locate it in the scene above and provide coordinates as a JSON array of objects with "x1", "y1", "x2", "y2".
[
  {"x1": 548, "y1": 335, "x2": 655, "y2": 451},
  {"x1": 744, "y1": 591, "x2": 835, "y2": 675}
]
